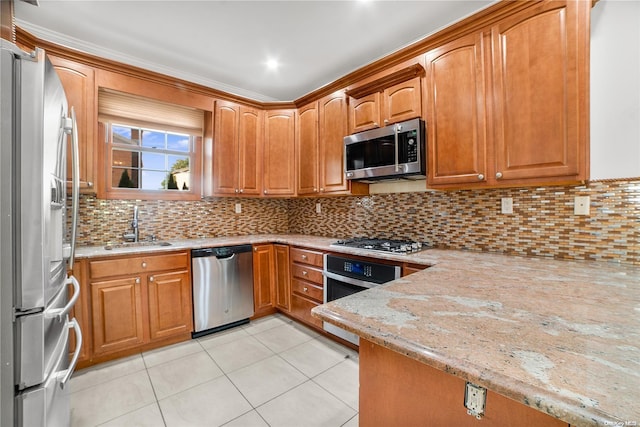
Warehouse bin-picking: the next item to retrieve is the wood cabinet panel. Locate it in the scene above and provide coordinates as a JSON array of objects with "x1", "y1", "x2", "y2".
[
  {"x1": 349, "y1": 92, "x2": 381, "y2": 134},
  {"x1": 91, "y1": 277, "x2": 145, "y2": 356},
  {"x1": 49, "y1": 55, "x2": 96, "y2": 192},
  {"x1": 147, "y1": 270, "x2": 193, "y2": 341},
  {"x1": 360, "y1": 339, "x2": 569, "y2": 427},
  {"x1": 296, "y1": 102, "x2": 319, "y2": 195},
  {"x1": 213, "y1": 101, "x2": 239, "y2": 195},
  {"x1": 382, "y1": 76, "x2": 422, "y2": 126},
  {"x1": 425, "y1": 32, "x2": 488, "y2": 186},
  {"x1": 289, "y1": 247, "x2": 324, "y2": 268},
  {"x1": 291, "y1": 264, "x2": 323, "y2": 285},
  {"x1": 291, "y1": 279, "x2": 323, "y2": 303},
  {"x1": 89, "y1": 252, "x2": 189, "y2": 279},
  {"x1": 238, "y1": 106, "x2": 263, "y2": 195},
  {"x1": 253, "y1": 244, "x2": 275, "y2": 317},
  {"x1": 263, "y1": 109, "x2": 295, "y2": 196},
  {"x1": 491, "y1": 1, "x2": 586, "y2": 182},
  {"x1": 318, "y1": 93, "x2": 349, "y2": 194},
  {"x1": 274, "y1": 244, "x2": 291, "y2": 312},
  {"x1": 290, "y1": 294, "x2": 323, "y2": 330}
]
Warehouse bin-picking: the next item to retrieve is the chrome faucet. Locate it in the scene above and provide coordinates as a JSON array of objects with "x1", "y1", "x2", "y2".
[{"x1": 123, "y1": 205, "x2": 139, "y2": 242}]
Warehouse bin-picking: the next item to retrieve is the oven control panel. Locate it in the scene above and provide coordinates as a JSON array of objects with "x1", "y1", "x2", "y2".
[
  {"x1": 326, "y1": 255, "x2": 400, "y2": 284},
  {"x1": 344, "y1": 262, "x2": 372, "y2": 278}
]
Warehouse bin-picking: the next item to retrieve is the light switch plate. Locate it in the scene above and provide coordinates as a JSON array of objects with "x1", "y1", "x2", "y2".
[
  {"x1": 315, "y1": 203, "x2": 322, "y2": 214},
  {"x1": 574, "y1": 196, "x2": 590, "y2": 215},
  {"x1": 235, "y1": 203, "x2": 242, "y2": 214},
  {"x1": 501, "y1": 197, "x2": 513, "y2": 214}
]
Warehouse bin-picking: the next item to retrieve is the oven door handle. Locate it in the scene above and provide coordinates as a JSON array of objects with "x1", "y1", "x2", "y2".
[{"x1": 323, "y1": 271, "x2": 381, "y2": 290}]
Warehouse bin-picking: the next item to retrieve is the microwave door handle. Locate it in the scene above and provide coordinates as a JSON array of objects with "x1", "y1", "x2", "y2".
[{"x1": 394, "y1": 124, "x2": 400, "y2": 172}]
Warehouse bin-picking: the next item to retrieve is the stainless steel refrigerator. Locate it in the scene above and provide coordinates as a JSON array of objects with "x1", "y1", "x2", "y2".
[{"x1": 0, "y1": 40, "x2": 82, "y2": 426}]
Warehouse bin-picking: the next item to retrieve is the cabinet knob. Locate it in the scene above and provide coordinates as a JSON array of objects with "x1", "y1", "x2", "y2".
[
  {"x1": 320, "y1": 188, "x2": 324, "y2": 192},
  {"x1": 149, "y1": 276, "x2": 154, "y2": 282},
  {"x1": 301, "y1": 254, "x2": 307, "y2": 260},
  {"x1": 303, "y1": 287, "x2": 308, "y2": 292},
  {"x1": 302, "y1": 270, "x2": 308, "y2": 276},
  {"x1": 264, "y1": 190, "x2": 268, "y2": 194},
  {"x1": 239, "y1": 189, "x2": 244, "y2": 193},
  {"x1": 135, "y1": 277, "x2": 140, "y2": 284},
  {"x1": 141, "y1": 262, "x2": 147, "y2": 268},
  {"x1": 235, "y1": 189, "x2": 239, "y2": 193},
  {"x1": 373, "y1": 122, "x2": 379, "y2": 127},
  {"x1": 313, "y1": 188, "x2": 317, "y2": 192},
  {"x1": 383, "y1": 119, "x2": 389, "y2": 124},
  {"x1": 478, "y1": 174, "x2": 484, "y2": 180},
  {"x1": 496, "y1": 172, "x2": 503, "y2": 179},
  {"x1": 87, "y1": 181, "x2": 94, "y2": 188}
]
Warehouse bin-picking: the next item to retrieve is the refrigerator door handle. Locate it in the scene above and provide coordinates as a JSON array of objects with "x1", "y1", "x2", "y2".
[
  {"x1": 58, "y1": 318, "x2": 82, "y2": 388},
  {"x1": 67, "y1": 107, "x2": 80, "y2": 269},
  {"x1": 46, "y1": 275, "x2": 79, "y2": 321}
]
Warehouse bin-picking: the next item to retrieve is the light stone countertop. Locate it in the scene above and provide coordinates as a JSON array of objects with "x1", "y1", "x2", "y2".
[{"x1": 75, "y1": 234, "x2": 640, "y2": 427}]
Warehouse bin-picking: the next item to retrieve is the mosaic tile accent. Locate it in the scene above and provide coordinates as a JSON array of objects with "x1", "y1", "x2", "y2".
[
  {"x1": 76, "y1": 196, "x2": 289, "y2": 246},
  {"x1": 287, "y1": 179, "x2": 640, "y2": 265}
]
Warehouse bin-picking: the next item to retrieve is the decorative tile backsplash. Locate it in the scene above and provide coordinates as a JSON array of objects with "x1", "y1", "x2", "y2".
[
  {"x1": 288, "y1": 179, "x2": 640, "y2": 266},
  {"x1": 76, "y1": 179, "x2": 640, "y2": 265}
]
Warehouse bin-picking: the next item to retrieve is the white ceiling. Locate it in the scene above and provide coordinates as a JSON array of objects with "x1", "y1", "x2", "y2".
[{"x1": 15, "y1": 0, "x2": 494, "y2": 103}]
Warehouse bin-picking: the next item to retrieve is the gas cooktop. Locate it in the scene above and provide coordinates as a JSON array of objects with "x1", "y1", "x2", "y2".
[{"x1": 331, "y1": 237, "x2": 427, "y2": 254}]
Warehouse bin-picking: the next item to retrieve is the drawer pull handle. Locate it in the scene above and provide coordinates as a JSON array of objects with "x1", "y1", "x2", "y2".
[{"x1": 141, "y1": 262, "x2": 147, "y2": 268}]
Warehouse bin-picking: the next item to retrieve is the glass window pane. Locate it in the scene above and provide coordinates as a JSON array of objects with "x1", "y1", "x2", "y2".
[
  {"x1": 141, "y1": 170, "x2": 168, "y2": 191},
  {"x1": 141, "y1": 152, "x2": 166, "y2": 171},
  {"x1": 168, "y1": 155, "x2": 189, "y2": 172},
  {"x1": 112, "y1": 168, "x2": 139, "y2": 188},
  {"x1": 167, "y1": 133, "x2": 190, "y2": 152},
  {"x1": 112, "y1": 125, "x2": 140, "y2": 146},
  {"x1": 141, "y1": 129, "x2": 165, "y2": 149},
  {"x1": 113, "y1": 150, "x2": 139, "y2": 168}
]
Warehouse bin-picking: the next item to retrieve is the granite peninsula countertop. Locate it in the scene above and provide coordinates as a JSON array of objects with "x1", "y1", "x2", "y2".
[{"x1": 75, "y1": 234, "x2": 640, "y2": 426}]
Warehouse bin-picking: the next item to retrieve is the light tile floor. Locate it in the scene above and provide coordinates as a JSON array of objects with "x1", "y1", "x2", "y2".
[{"x1": 70, "y1": 314, "x2": 359, "y2": 427}]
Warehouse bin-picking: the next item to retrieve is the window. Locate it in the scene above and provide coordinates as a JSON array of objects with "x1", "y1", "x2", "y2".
[
  {"x1": 98, "y1": 88, "x2": 204, "y2": 200},
  {"x1": 109, "y1": 124, "x2": 193, "y2": 191}
]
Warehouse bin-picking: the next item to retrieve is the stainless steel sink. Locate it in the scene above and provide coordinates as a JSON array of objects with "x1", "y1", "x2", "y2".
[{"x1": 104, "y1": 241, "x2": 172, "y2": 250}]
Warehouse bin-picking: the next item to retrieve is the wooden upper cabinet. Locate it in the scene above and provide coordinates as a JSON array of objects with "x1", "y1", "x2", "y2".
[
  {"x1": 48, "y1": 55, "x2": 97, "y2": 192},
  {"x1": 425, "y1": 32, "x2": 488, "y2": 186},
  {"x1": 382, "y1": 77, "x2": 422, "y2": 126},
  {"x1": 348, "y1": 74, "x2": 422, "y2": 134},
  {"x1": 213, "y1": 101, "x2": 263, "y2": 196},
  {"x1": 490, "y1": 0, "x2": 588, "y2": 184},
  {"x1": 263, "y1": 109, "x2": 296, "y2": 196},
  {"x1": 296, "y1": 102, "x2": 319, "y2": 195},
  {"x1": 318, "y1": 92, "x2": 350, "y2": 194}
]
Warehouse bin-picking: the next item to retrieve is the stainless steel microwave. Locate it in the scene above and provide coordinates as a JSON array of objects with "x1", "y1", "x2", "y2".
[{"x1": 344, "y1": 118, "x2": 426, "y2": 182}]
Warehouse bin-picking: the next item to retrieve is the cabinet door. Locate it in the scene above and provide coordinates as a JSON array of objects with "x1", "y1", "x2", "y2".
[
  {"x1": 147, "y1": 270, "x2": 193, "y2": 341},
  {"x1": 91, "y1": 277, "x2": 144, "y2": 356},
  {"x1": 263, "y1": 110, "x2": 296, "y2": 196},
  {"x1": 425, "y1": 33, "x2": 488, "y2": 186},
  {"x1": 238, "y1": 106, "x2": 263, "y2": 195},
  {"x1": 491, "y1": 0, "x2": 587, "y2": 182},
  {"x1": 348, "y1": 92, "x2": 381, "y2": 134},
  {"x1": 252, "y1": 245, "x2": 275, "y2": 316},
  {"x1": 49, "y1": 56, "x2": 96, "y2": 192},
  {"x1": 213, "y1": 101, "x2": 240, "y2": 195},
  {"x1": 296, "y1": 102, "x2": 319, "y2": 195},
  {"x1": 319, "y1": 92, "x2": 349, "y2": 194},
  {"x1": 383, "y1": 76, "x2": 422, "y2": 125},
  {"x1": 274, "y1": 244, "x2": 291, "y2": 312}
]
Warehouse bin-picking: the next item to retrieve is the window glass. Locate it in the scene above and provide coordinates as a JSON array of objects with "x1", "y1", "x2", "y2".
[{"x1": 108, "y1": 124, "x2": 194, "y2": 192}]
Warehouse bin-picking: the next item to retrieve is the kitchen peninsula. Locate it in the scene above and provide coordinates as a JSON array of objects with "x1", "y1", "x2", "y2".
[{"x1": 74, "y1": 234, "x2": 640, "y2": 427}]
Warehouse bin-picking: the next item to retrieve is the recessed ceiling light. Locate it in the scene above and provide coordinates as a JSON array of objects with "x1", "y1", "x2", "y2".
[{"x1": 266, "y1": 58, "x2": 279, "y2": 70}]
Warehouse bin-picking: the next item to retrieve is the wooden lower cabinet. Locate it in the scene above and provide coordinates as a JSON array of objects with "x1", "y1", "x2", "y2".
[
  {"x1": 252, "y1": 244, "x2": 276, "y2": 318},
  {"x1": 274, "y1": 244, "x2": 291, "y2": 312},
  {"x1": 82, "y1": 251, "x2": 193, "y2": 366},
  {"x1": 360, "y1": 339, "x2": 569, "y2": 427},
  {"x1": 288, "y1": 247, "x2": 325, "y2": 330}
]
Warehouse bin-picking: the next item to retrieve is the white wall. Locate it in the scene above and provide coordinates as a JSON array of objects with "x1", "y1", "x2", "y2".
[{"x1": 590, "y1": 0, "x2": 640, "y2": 179}]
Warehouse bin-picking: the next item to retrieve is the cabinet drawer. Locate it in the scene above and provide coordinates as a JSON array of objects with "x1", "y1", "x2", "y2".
[
  {"x1": 291, "y1": 279, "x2": 323, "y2": 303},
  {"x1": 291, "y1": 263, "x2": 323, "y2": 284},
  {"x1": 90, "y1": 251, "x2": 189, "y2": 279},
  {"x1": 290, "y1": 247, "x2": 324, "y2": 267},
  {"x1": 290, "y1": 294, "x2": 323, "y2": 329}
]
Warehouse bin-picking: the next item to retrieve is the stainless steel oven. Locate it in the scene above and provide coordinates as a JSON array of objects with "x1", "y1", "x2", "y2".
[{"x1": 323, "y1": 254, "x2": 400, "y2": 346}]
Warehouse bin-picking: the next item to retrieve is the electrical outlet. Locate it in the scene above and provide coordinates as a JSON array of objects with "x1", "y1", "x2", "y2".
[
  {"x1": 464, "y1": 382, "x2": 486, "y2": 420},
  {"x1": 315, "y1": 203, "x2": 322, "y2": 214},
  {"x1": 501, "y1": 197, "x2": 513, "y2": 214},
  {"x1": 235, "y1": 203, "x2": 242, "y2": 214},
  {"x1": 574, "y1": 196, "x2": 590, "y2": 215}
]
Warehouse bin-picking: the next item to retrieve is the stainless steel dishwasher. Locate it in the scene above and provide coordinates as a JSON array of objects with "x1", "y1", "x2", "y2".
[{"x1": 191, "y1": 244, "x2": 254, "y2": 337}]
